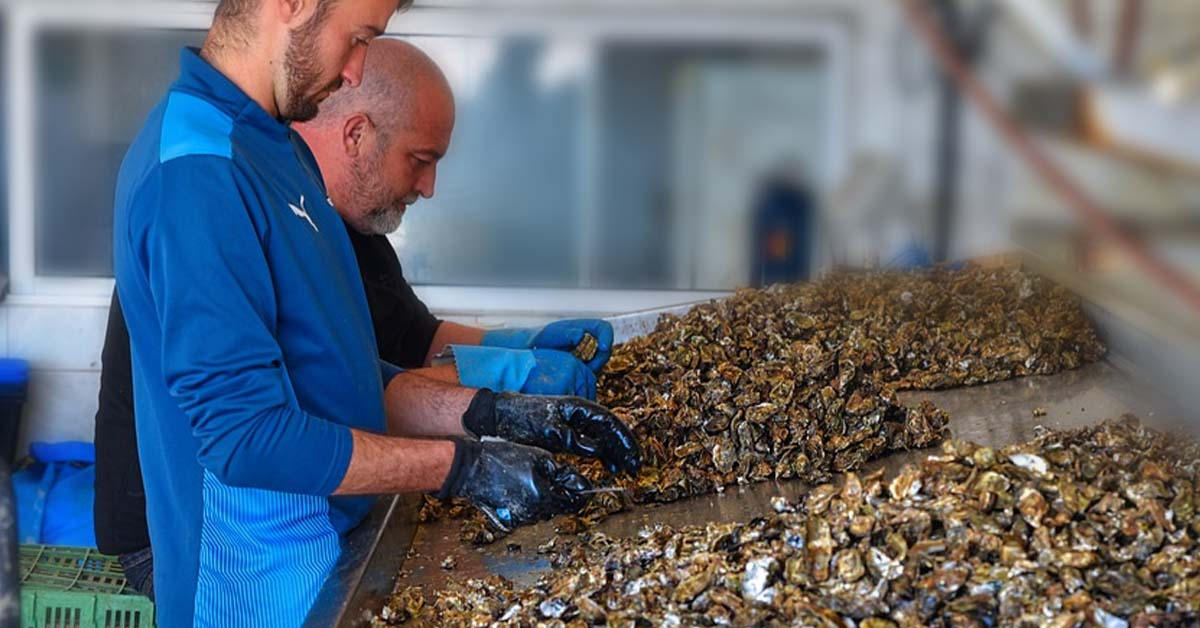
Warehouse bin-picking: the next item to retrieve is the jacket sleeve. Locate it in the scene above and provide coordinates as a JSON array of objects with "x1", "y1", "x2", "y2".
[
  {"x1": 133, "y1": 157, "x2": 353, "y2": 495},
  {"x1": 380, "y1": 360, "x2": 404, "y2": 388}
]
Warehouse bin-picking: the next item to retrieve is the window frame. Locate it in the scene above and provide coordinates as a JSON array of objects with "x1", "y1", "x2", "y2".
[{"x1": 5, "y1": 0, "x2": 851, "y2": 315}]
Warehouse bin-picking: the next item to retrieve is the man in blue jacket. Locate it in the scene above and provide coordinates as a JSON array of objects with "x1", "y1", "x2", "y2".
[
  {"x1": 111, "y1": 2, "x2": 638, "y2": 625},
  {"x1": 97, "y1": 38, "x2": 630, "y2": 601}
]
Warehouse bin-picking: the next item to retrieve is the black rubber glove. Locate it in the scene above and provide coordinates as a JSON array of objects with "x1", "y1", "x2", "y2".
[
  {"x1": 437, "y1": 438, "x2": 592, "y2": 532},
  {"x1": 461, "y1": 390, "x2": 642, "y2": 475}
]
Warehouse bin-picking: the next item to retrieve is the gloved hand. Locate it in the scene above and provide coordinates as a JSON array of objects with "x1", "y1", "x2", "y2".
[
  {"x1": 524, "y1": 350, "x2": 596, "y2": 398},
  {"x1": 437, "y1": 438, "x2": 592, "y2": 532},
  {"x1": 480, "y1": 319, "x2": 614, "y2": 373},
  {"x1": 462, "y1": 390, "x2": 641, "y2": 475},
  {"x1": 452, "y1": 345, "x2": 596, "y2": 399}
]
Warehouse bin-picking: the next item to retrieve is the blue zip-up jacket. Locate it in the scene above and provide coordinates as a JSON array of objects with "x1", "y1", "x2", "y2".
[{"x1": 113, "y1": 48, "x2": 401, "y2": 627}]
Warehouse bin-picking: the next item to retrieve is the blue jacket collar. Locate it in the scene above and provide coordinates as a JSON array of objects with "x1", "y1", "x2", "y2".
[{"x1": 174, "y1": 47, "x2": 289, "y2": 139}]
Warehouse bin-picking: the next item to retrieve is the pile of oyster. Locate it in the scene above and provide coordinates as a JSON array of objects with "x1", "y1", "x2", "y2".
[
  {"x1": 385, "y1": 417, "x2": 1200, "y2": 627},
  {"x1": 420, "y1": 267, "x2": 1104, "y2": 542}
]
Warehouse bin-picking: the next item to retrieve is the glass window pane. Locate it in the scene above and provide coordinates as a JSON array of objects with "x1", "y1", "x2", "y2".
[
  {"x1": 389, "y1": 36, "x2": 585, "y2": 287},
  {"x1": 34, "y1": 28, "x2": 206, "y2": 278},
  {"x1": 26, "y1": 26, "x2": 828, "y2": 292},
  {"x1": 591, "y1": 43, "x2": 828, "y2": 290},
  {"x1": 392, "y1": 37, "x2": 827, "y2": 290}
]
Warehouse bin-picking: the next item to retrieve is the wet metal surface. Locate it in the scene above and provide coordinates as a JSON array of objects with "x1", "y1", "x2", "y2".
[
  {"x1": 396, "y1": 360, "x2": 1163, "y2": 594},
  {"x1": 309, "y1": 495, "x2": 422, "y2": 628}
]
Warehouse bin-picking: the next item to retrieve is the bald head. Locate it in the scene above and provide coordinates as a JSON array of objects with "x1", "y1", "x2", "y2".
[
  {"x1": 313, "y1": 39, "x2": 454, "y2": 148},
  {"x1": 295, "y1": 39, "x2": 456, "y2": 235}
]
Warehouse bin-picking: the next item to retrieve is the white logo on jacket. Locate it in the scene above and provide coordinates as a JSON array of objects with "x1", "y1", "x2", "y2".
[{"x1": 288, "y1": 195, "x2": 319, "y2": 232}]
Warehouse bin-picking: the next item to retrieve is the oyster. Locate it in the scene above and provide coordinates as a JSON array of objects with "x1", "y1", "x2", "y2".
[
  {"x1": 385, "y1": 417, "x2": 1200, "y2": 627},
  {"x1": 421, "y1": 268, "x2": 1102, "y2": 543},
  {"x1": 573, "y1": 332, "x2": 600, "y2": 364}
]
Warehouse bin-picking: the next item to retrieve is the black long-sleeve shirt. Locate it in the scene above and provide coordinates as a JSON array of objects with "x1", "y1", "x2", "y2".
[{"x1": 94, "y1": 223, "x2": 441, "y2": 555}]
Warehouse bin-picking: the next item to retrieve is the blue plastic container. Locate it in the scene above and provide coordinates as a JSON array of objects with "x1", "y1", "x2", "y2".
[{"x1": 0, "y1": 359, "x2": 29, "y2": 465}]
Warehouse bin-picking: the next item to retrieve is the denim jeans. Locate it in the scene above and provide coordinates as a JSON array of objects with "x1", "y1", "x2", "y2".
[{"x1": 117, "y1": 546, "x2": 155, "y2": 601}]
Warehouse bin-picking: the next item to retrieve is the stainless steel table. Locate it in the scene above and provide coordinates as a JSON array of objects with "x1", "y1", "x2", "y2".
[{"x1": 310, "y1": 358, "x2": 1168, "y2": 626}]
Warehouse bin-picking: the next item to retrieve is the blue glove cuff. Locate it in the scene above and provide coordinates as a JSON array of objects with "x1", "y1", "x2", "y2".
[
  {"x1": 452, "y1": 345, "x2": 537, "y2": 391},
  {"x1": 479, "y1": 328, "x2": 540, "y2": 349}
]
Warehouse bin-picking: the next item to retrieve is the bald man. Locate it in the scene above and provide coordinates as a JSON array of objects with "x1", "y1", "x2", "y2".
[
  {"x1": 293, "y1": 40, "x2": 618, "y2": 396},
  {"x1": 95, "y1": 39, "x2": 639, "y2": 603}
]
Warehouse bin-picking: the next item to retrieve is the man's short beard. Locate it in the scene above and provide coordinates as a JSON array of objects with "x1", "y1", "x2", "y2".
[
  {"x1": 363, "y1": 206, "x2": 405, "y2": 235},
  {"x1": 350, "y1": 155, "x2": 407, "y2": 235},
  {"x1": 279, "y1": 6, "x2": 337, "y2": 122}
]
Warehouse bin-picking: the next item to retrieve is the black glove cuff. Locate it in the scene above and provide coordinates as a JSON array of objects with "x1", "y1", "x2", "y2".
[
  {"x1": 436, "y1": 437, "x2": 481, "y2": 500},
  {"x1": 461, "y1": 388, "x2": 498, "y2": 438}
]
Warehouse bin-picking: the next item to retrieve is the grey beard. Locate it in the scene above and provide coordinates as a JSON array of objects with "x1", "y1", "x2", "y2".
[{"x1": 363, "y1": 207, "x2": 405, "y2": 235}]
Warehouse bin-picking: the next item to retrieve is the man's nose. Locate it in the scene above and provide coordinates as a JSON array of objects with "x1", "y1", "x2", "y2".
[
  {"x1": 417, "y1": 166, "x2": 437, "y2": 199},
  {"x1": 341, "y1": 45, "x2": 368, "y2": 89}
]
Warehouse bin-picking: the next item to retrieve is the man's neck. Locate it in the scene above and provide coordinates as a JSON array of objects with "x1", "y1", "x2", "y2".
[
  {"x1": 295, "y1": 125, "x2": 349, "y2": 207},
  {"x1": 199, "y1": 35, "x2": 281, "y2": 119}
]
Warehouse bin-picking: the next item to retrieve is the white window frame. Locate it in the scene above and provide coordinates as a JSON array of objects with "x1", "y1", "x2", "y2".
[
  {"x1": 4, "y1": 1, "x2": 216, "y2": 303},
  {"x1": 5, "y1": 0, "x2": 851, "y2": 315}
]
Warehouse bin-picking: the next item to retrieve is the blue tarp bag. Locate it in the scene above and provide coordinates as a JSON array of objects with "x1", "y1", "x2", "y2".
[{"x1": 12, "y1": 441, "x2": 97, "y2": 547}]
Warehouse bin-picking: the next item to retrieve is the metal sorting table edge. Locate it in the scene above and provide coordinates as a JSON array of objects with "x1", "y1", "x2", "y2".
[{"x1": 305, "y1": 494, "x2": 421, "y2": 628}]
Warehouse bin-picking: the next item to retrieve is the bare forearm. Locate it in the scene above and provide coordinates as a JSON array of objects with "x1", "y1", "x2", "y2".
[
  {"x1": 334, "y1": 429, "x2": 454, "y2": 495},
  {"x1": 408, "y1": 365, "x2": 459, "y2": 385},
  {"x1": 424, "y1": 321, "x2": 486, "y2": 366},
  {"x1": 383, "y1": 371, "x2": 475, "y2": 438}
]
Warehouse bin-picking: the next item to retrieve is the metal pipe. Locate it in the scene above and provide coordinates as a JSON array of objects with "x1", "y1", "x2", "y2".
[
  {"x1": 1069, "y1": 0, "x2": 1092, "y2": 40},
  {"x1": 931, "y1": 0, "x2": 964, "y2": 263},
  {"x1": 930, "y1": 0, "x2": 994, "y2": 263},
  {"x1": 1113, "y1": 0, "x2": 1144, "y2": 76}
]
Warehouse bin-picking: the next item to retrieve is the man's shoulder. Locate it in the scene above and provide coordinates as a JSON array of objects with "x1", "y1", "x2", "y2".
[
  {"x1": 157, "y1": 90, "x2": 235, "y2": 165},
  {"x1": 118, "y1": 90, "x2": 238, "y2": 209}
]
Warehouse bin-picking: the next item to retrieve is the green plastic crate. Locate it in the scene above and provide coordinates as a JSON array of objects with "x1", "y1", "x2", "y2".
[{"x1": 18, "y1": 545, "x2": 155, "y2": 628}]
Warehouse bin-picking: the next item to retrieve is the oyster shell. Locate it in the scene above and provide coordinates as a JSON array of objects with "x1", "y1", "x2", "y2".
[
  {"x1": 387, "y1": 418, "x2": 1200, "y2": 627},
  {"x1": 421, "y1": 268, "x2": 1103, "y2": 544}
]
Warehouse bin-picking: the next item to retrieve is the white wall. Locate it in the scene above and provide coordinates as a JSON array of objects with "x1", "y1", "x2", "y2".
[{"x1": 1, "y1": 299, "x2": 107, "y2": 453}]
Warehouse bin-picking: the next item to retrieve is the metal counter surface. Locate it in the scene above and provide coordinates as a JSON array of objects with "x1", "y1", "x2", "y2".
[
  {"x1": 310, "y1": 302, "x2": 717, "y2": 626},
  {"x1": 393, "y1": 359, "x2": 1164, "y2": 600},
  {"x1": 307, "y1": 494, "x2": 423, "y2": 628}
]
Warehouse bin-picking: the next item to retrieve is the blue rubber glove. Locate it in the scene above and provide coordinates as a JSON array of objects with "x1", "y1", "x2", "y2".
[
  {"x1": 481, "y1": 319, "x2": 614, "y2": 373},
  {"x1": 524, "y1": 350, "x2": 597, "y2": 399},
  {"x1": 452, "y1": 345, "x2": 596, "y2": 399}
]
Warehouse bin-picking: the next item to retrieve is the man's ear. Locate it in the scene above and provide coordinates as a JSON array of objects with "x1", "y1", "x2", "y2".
[
  {"x1": 273, "y1": 0, "x2": 315, "y2": 27},
  {"x1": 343, "y1": 114, "x2": 372, "y2": 158}
]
